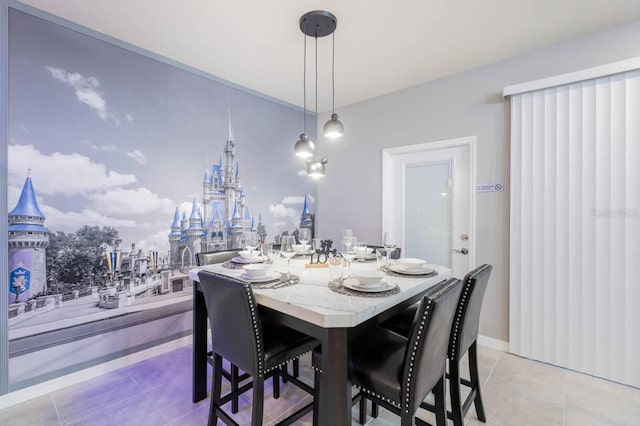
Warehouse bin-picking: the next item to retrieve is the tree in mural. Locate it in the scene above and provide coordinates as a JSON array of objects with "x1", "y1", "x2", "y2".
[{"x1": 45, "y1": 226, "x2": 121, "y2": 294}]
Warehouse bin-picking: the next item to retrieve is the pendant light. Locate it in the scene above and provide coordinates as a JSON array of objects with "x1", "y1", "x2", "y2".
[
  {"x1": 307, "y1": 158, "x2": 328, "y2": 179},
  {"x1": 295, "y1": 11, "x2": 338, "y2": 178},
  {"x1": 294, "y1": 26, "x2": 314, "y2": 159},
  {"x1": 323, "y1": 30, "x2": 344, "y2": 139}
]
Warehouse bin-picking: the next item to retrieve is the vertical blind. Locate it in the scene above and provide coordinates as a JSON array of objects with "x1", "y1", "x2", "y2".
[{"x1": 509, "y1": 69, "x2": 640, "y2": 388}]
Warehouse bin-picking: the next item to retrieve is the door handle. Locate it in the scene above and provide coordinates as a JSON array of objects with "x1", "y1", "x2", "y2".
[{"x1": 452, "y1": 248, "x2": 468, "y2": 255}]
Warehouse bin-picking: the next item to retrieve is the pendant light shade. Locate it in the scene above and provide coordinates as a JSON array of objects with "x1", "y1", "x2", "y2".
[
  {"x1": 306, "y1": 158, "x2": 328, "y2": 179},
  {"x1": 294, "y1": 133, "x2": 315, "y2": 159},
  {"x1": 323, "y1": 113, "x2": 344, "y2": 139}
]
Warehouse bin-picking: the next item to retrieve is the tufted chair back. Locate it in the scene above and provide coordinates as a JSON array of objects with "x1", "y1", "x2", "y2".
[
  {"x1": 196, "y1": 249, "x2": 239, "y2": 266},
  {"x1": 402, "y1": 278, "x2": 462, "y2": 416},
  {"x1": 197, "y1": 271, "x2": 264, "y2": 378},
  {"x1": 448, "y1": 264, "x2": 492, "y2": 361}
]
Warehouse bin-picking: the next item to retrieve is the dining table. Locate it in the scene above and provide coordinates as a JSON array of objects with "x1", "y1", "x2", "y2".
[{"x1": 189, "y1": 255, "x2": 451, "y2": 426}]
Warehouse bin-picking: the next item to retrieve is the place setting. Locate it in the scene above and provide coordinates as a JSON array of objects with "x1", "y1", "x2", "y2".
[
  {"x1": 328, "y1": 269, "x2": 400, "y2": 297},
  {"x1": 381, "y1": 257, "x2": 439, "y2": 278}
]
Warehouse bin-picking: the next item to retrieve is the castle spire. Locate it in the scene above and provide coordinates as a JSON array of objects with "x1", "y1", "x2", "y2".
[
  {"x1": 9, "y1": 175, "x2": 45, "y2": 218},
  {"x1": 227, "y1": 107, "x2": 234, "y2": 142},
  {"x1": 170, "y1": 207, "x2": 181, "y2": 229},
  {"x1": 189, "y1": 198, "x2": 201, "y2": 221}
]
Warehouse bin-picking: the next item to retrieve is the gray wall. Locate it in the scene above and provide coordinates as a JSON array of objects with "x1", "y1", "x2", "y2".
[{"x1": 316, "y1": 19, "x2": 640, "y2": 342}]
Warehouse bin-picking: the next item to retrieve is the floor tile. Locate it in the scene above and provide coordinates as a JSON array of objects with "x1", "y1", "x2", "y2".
[
  {"x1": 142, "y1": 372, "x2": 210, "y2": 422},
  {"x1": 478, "y1": 353, "x2": 566, "y2": 426},
  {"x1": 51, "y1": 369, "x2": 141, "y2": 424},
  {"x1": 0, "y1": 394, "x2": 60, "y2": 426},
  {"x1": 67, "y1": 394, "x2": 168, "y2": 426},
  {"x1": 564, "y1": 370, "x2": 640, "y2": 426}
]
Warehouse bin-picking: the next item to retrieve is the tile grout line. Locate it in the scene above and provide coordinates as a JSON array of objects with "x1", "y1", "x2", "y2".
[
  {"x1": 49, "y1": 393, "x2": 63, "y2": 426},
  {"x1": 482, "y1": 348, "x2": 501, "y2": 390},
  {"x1": 126, "y1": 369, "x2": 173, "y2": 425}
]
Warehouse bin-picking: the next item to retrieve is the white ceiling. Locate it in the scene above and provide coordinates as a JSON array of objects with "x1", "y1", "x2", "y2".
[{"x1": 19, "y1": 0, "x2": 640, "y2": 112}]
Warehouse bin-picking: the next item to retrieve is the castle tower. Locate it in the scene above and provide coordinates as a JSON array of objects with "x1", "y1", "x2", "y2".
[
  {"x1": 300, "y1": 195, "x2": 313, "y2": 235},
  {"x1": 8, "y1": 175, "x2": 50, "y2": 303},
  {"x1": 230, "y1": 201, "x2": 243, "y2": 248},
  {"x1": 168, "y1": 207, "x2": 181, "y2": 269},
  {"x1": 223, "y1": 112, "x2": 238, "y2": 221},
  {"x1": 257, "y1": 214, "x2": 267, "y2": 243},
  {"x1": 186, "y1": 198, "x2": 202, "y2": 265}
]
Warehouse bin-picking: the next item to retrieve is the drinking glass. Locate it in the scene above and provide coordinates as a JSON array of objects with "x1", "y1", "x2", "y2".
[
  {"x1": 357, "y1": 242, "x2": 368, "y2": 260},
  {"x1": 328, "y1": 254, "x2": 343, "y2": 281},
  {"x1": 261, "y1": 243, "x2": 274, "y2": 263},
  {"x1": 383, "y1": 231, "x2": 397, "y2": 264},
  {"x1": 243, "y1": 231, "x2": 260, "y2": 261},
  {"x1": 298, "y1": 228, "x2": 311, "y2": 257},
  {"x1": 280, "y1": 235, "x2": 297, "y2": 277},
  {"x1": 341, "y1": 236, "x2": 357, "y2": 278},
  {"x1": 312, "y1": 238, "x2": 322, "y2": 252}
]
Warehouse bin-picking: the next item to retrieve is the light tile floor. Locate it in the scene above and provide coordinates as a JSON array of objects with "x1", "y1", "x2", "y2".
[{"x1": 0, "y1": 344, "x2": 638, "y2": 425}]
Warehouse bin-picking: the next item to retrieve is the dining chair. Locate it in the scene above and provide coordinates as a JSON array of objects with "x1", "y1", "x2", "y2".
[
  {"x1": 197, "y1": 248, "x2": 303, "y2": 396},
  {"x1": 313, "y1": 277, "x2": 462, "y2": 426},
  {"x1": 196, "y1": 249, "x2": 249, "y2": 413},
  {"x1": 379, "y1": 264, "x2": 493, "y2": 425},
  {"x1": 198, "y1": 270, "x2": 319, "y2": 425}
]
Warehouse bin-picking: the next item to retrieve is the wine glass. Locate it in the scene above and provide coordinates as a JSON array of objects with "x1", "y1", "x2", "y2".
[
  {"x1": 298, "y1": 228, "x2": 311, "y2": 257},
  {"x1": 382, "y1": 231, "x2": 397, "y2": 265},
  {"x1": 341, "y1": 236, "x2": 357, "y2": 278},
  {"x1": 280, "y1": 235, "x2": 297, "y2": 277},
  {"x1": 243, "y1": 231, "x2": 260, "y2": 261}
]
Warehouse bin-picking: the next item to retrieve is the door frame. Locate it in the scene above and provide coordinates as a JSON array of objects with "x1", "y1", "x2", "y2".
[{"x1": 382, "y1": 136, "x2": 477, "y2": 272}]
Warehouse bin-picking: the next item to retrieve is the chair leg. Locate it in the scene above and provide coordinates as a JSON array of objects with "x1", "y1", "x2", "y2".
[
  {"x1": 469, "y1": 342, "x2": 487, "y2": 422},
  {"x1": 358, "y1": 394, "x2": 367, "y2": 424},
  {"x1": 449, "y1": 358, "x2": 464, "y2": 426},
  {"x1": 433, "y1": 375, "x2": 447, "y2": 426},
  {"x1": 312, "y1": 368, "x2": 321, "y2": 426},
  {"x1": 251, "y1": 376, "x2": 265, "y2": 426},
  {"x1": 372, "y1": 400, "x2": 379, "y2": 418},
  {"x1": 273, "y1": 369, "x2": 280, "y2": 399},
  {"x1": 209, "y1": 354, "x2": 223, "y2": 426},
  {"x1": 293, "y1": 358, "x2": 300, "y2": 378},
  {"x1": 231, "y1": 363, "x2": 240, "y2": 413}
]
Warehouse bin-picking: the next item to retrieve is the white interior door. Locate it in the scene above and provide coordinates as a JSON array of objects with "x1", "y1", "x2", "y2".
[{"x1": 382, "y1": 137, "x2": 476, "y2": 279}]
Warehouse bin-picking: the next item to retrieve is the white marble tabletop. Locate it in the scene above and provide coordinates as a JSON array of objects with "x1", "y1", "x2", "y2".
[{"x1": 189, "y1": 259, "x2": 451, "y2": 328}]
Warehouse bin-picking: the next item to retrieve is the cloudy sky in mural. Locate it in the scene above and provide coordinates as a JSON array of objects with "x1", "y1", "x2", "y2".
[{"x1": 8, "y1": 10, "x2": 315, "y2": 253}]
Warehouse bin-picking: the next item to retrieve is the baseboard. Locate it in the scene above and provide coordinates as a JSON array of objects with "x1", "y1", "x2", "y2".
[
  {"x1": 0, "y1": 335, "x2": 191, "y2": 410},
  {"x1": 477, "y1": 334, "x2": 509, "y2": 352}
]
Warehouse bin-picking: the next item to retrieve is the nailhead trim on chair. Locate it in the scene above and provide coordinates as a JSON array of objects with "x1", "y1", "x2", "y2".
[
  {"x1": 448, "y1": 265, "x2": 488, "y2": 360},
  {"x1": 355, "y1": 385, "x2": 401, "y2": 409},
  {"x1": 405, "y1": 298, "x2": 432, "y2": 414},
  {"x1": 405, "y1": 279, "x2": 460, "y2": 414},
  {"x1": 265, "y1": 350, "x2": 313, "y2": 373}
]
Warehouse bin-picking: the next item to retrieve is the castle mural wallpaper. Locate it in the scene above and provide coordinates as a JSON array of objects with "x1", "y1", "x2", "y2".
[{"x1": 6, "y1": 8, "x2": 315, "y2": 335}]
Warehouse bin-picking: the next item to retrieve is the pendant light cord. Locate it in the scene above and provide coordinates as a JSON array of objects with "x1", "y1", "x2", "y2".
[
  {"x1": 303, "y1": 32, "x2": 307, "y2": 134},
  {"x1": 331, "y1": 31, "x2": 335, "y2": 115},
  {"x1": 315, "y1": 29, "x2": 318, "y2": 119}
]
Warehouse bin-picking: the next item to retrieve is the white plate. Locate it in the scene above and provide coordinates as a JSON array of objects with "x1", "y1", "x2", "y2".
[
  {"x1": 232, "y1": 256, "x2": 265, "y2": 264},
  {"x1": 389, "y1": 264, "x2": 434, "y2": 275},
  {"x1": 239, "y1": 272, "x2": 280, "y2": 283},
  {"x1": 356, "y1": 254, "x2": 377, "y2": 261},
  {"x1": 343, "y1": 279, "x2": 393, "y2": 293}
]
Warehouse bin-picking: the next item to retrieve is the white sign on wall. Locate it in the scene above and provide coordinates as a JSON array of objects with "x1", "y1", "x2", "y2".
[{"x1": 476, "y1": 183, "x2": 504, "y2": 192}]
